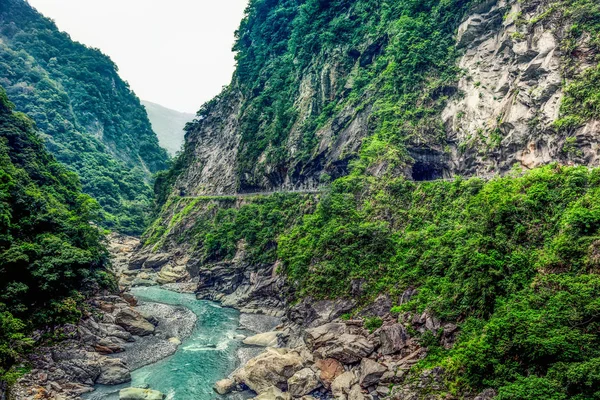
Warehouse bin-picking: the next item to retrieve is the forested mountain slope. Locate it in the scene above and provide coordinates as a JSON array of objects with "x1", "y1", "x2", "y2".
[
  {"x1": 0, "y1": 87, "x2": 109, "y2": 385},
  {"x1": 0, "y1": 0, "x2": 169, "y2": 234},
  {"x1": 141, "y1": 100, "x2": 194, "y2": 156},
  {"x1": 144, "y1": 0, "x2": 600, "y2": 398}
]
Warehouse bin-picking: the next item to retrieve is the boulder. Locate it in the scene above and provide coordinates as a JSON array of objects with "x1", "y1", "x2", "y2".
[
  {"x1": 96, "y1": 358, "x2": 130, "y2": 385},
  {"x1": 378, "y1": 324, "x2": 408, "y2": 355},
  {"x1": 119, "y1": 387, "x2": 165, "y2": 400},
  {"x1": 128, "y1": 254, "x2": 148, "y2": 270},
  {"x1": 244, "y1": 331, "x2": 281, "y2": 347},
  {"x1": 233, "y1": 348, "x2": 305, "y2": 393},
  {"x1": 306, "y1": 323, "x2": 374, "y2": 364},
  {"x1": 358, "y1": 358, "x2": 387, "y2": 388},
  {"x1": 315, "y1": 333, "x2": 375, "y2": 364},
  {"x1": 349, "y1": 384, "x2": 367, "y2": 400},
  {"x1": 331, "y1": 371, "x2": 357, "y2": 399},
  {"x1": 252, "y1": 386, "x2": 292, "y2": 400},
  {"x1": 214, "y1": 378, "x2": 237, "y2": 395},
  {"x1": 144, "y1": 253, "x2": 170, "y2": 269},
  {"x1": 314, "y1": 358, "x2": 344, "y2": 388},
  {"x1": 305, "y1": 323, "x2": 347, "y2": 349},
  {"x1": 287, "y1": 368, "x2": 321, "y2": 397},
  {"x1": 115, "y1": 308, "x2": 155, "y2": 336}
]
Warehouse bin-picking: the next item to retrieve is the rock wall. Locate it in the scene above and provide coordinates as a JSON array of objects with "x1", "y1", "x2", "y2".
[
  {"x1": 444, "y1": 0, "x2": 599, "y2": 175},
  {"x1": 170, "y1": 0, "x2": 598, "y2": 200}
]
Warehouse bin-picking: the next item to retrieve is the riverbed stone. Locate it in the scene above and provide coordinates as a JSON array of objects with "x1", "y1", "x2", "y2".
[
  {"x1": 233, "y1": 348, "x2": 305, "y2": 393},
  {"x1": 287, "y1": 368, "x2": 321, "y2": 397},
  {"x1": 96, "y1": 358, "x2": 131, "y2": 385},
  {"x1": 244, "y1": 331, "x2": 281, "y2": 347},
  {"x1": 359, "y1": 358, "x2": 387, "y2": 388},
  {"x1": 115, "y1": 308, "x2": 155, "y2": 336},
  {"x1": 314, "y1": 358, "x2": 344, "y2": 388},
  {"x1": 119, "y1": 387, "x2": 165, "y2": 400},
  {"x1": 214, "y1": 378, "x2": 237, "y2": 395}
]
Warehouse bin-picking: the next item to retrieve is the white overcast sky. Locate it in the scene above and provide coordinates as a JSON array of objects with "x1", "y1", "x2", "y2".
[{"x1": 27, "y1": 0, "x2": 249, "y2": 113}]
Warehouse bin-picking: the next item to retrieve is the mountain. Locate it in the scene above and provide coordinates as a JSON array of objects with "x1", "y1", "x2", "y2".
[
  {"x1": 141, "y1": 100, "x2": 194, "y2": 156},
  {"x1": 0, "y1": 0, "x2": 169, "y2": 234},
  {"x1": 0, "y1": 87, "x2": 109, "y2": 384},
  {"x1": 142, "y1": 0, "x2": 600, "y2": 398}
]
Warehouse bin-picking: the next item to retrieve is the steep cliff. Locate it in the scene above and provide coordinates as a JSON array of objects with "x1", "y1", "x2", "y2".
[
  {"x1": 166, "y1": 0, "x2": 598, "y2": 197},
  {"x1": 0, "y1": 0, "x2": 169, "y2": 234}
]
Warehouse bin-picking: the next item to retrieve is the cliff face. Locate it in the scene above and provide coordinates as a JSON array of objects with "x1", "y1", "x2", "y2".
[
  {"x1": 169, "y1": 0, "x2": 598, "y2": 197},
  {"x1": 445, "y1": 0, "x2": 600, "y2": 174}
]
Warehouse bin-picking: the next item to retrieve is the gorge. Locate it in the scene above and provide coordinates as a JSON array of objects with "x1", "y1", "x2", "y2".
[{"x1": 1, "y1": 0, "x2": 600, "y2": 399}]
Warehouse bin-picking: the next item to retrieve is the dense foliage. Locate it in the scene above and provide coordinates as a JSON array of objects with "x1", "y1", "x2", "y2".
[
  {"x1": 227, "y1": 0, "x2": 477, "y2": 181},
  {"x1": 277, "y1": 165, "x2": 600, "y2": 398},
  {"x1": 0, "y1": 88, "x2": 109, "y2": 383},
  {"x1": 145, "y1": 193, "x2": 317, "y2": 265},
  {"x1": 0, "y1": 0, "x2": 169, "y2": 234}
]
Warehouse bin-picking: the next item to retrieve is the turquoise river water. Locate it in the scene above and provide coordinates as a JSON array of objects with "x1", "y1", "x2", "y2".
[{"x1": 85, "y1": 286, "x2": 245, "y2": 399}]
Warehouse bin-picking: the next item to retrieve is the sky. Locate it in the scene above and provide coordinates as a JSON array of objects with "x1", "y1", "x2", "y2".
[{"x1": 27, "y1": 0, "x2": 249, "y2": 113}]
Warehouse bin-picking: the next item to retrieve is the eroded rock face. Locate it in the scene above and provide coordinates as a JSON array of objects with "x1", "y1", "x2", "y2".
[
  {"x1": 305, "y1": 323, "x2": 374, "y2": 364},
  {"x1": 445, "y1": 0, "x2": 599, "y2": 175}
]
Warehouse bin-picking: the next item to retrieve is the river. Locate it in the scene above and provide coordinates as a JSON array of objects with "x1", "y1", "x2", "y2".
[{"x1": 84, "y1": 286, "x2": 260, "y2": 399}]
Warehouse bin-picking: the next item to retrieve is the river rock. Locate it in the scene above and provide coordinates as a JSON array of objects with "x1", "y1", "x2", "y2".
[
  {"x1": 214, "y1": 378, "x2": 237, "y2": 395},
  {"x1": 156, "y1": 265, "x2": 188, "y2": 284},
  {"x1": 287, "y1": 368, "x2": 321, "y2": 397},
  {"x1": 244, "y1": 331, "x2": 281, "y2": 347},
  {"x1": 251, "y1": 386, "x2": 292, "y2": 400},
  {"x1": 349, "y1": 384, "x2": 368, "y2": 400},
  {"x1": 358, "y1": 358, "x2": 387, "y2": 388},
  {"x1": 305, "y1": 323, "x2": 374, "y2": 364},
  {"x1": 331, "y1": 371, "x2": 357, "y2": 399},
  {"x1": 378, "y1": 324, "x2": 408, "y2": 355},
  {"x1": 115, "y1": 308, "x2": 155, "y2": 336},
  {"x1": 96, "y1": 358, "x2": 131, "y2": 385},
  {"x1": 233, "y1": 348, "x2": 305, "y2": 393},
  {"x1": 314, "y1": 358, "x2": 344, "y2": 388},
  {"x1": 119, "y1": 387, "x2": 165, "y2": 400},
  {"x1": 144, "y1": 253, "x2": 171, "y2": 269}
]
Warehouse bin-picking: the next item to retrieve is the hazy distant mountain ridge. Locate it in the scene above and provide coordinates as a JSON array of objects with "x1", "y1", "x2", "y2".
[{"x1": 142, "y1": 100, "x2": 194, "y2": 156}]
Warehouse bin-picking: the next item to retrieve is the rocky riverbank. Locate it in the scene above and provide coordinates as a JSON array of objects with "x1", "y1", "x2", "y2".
[
  {"x1": 10, "y1": 294, "x2": 195, "y2": 400},
  {"x1": 215, "y1": 295, "x2": 497, "y2": 400}
]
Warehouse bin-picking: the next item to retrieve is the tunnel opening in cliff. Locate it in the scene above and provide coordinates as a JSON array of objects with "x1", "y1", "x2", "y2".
[{"x1": 412, "y1": 161, "x2": 445, "y2": 181}]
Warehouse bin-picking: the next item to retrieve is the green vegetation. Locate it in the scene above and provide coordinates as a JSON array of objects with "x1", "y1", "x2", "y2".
[
  {"x1": 277, "y1": 165, "x2": 600, "y2": 398},
  {"x1": 144, "y1": 193, "x2": 317, "y2": 264},
  {"x1": 0, "y1": 0, "x2": 169, "y2": 234},
  {"x1": 180, "y1": 0, "x2": 476, "y2": 186},
  {"x1": 0, "y1": 88, "x2": 109, "y2": 383},
  {"x1": 538, "y1": 0, "x2": 600, "y2": 132}
]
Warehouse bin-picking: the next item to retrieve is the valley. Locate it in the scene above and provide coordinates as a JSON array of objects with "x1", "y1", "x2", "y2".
[{"x1": 1, "y1": 0, "x2": 600, "y2": 399}]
